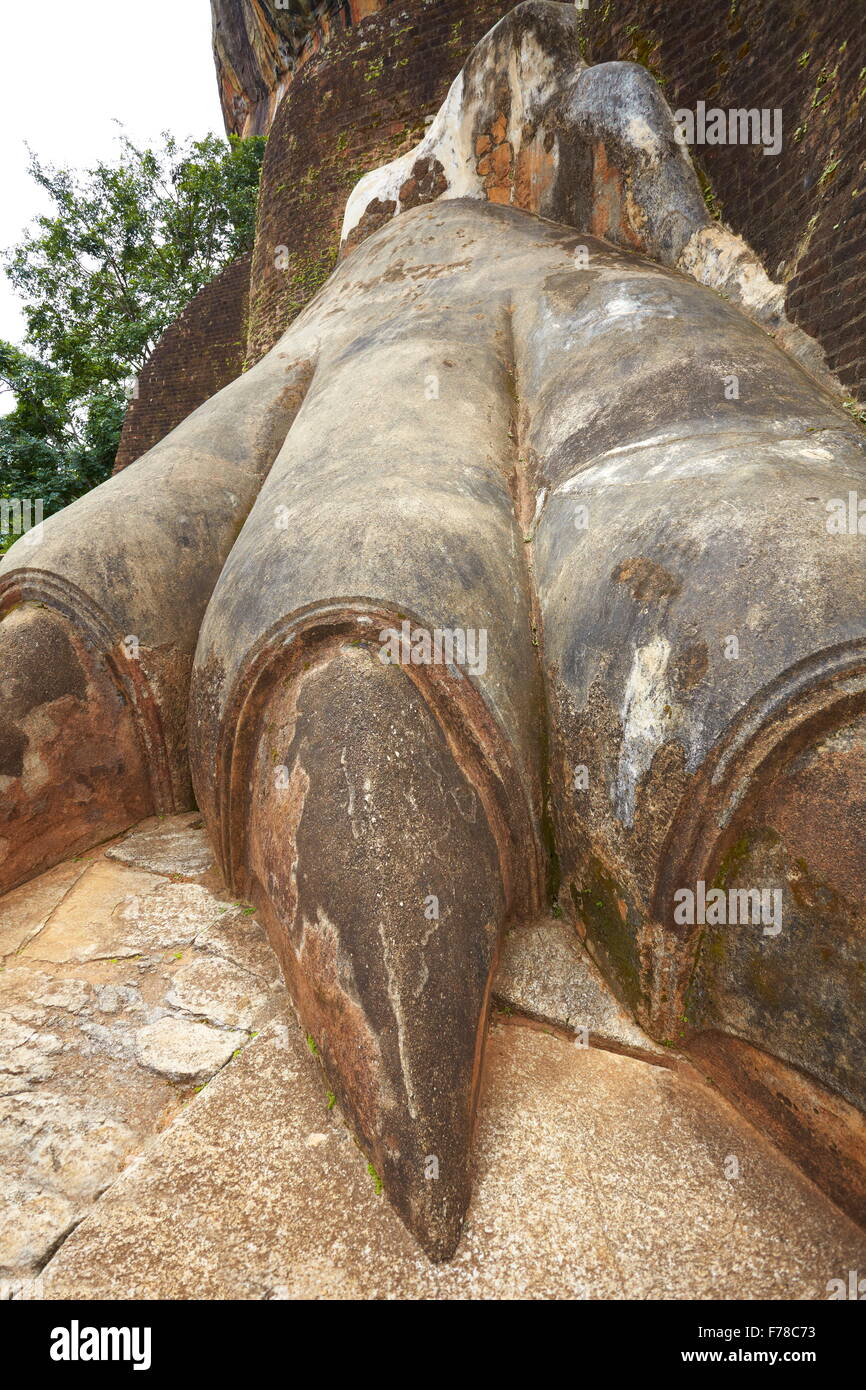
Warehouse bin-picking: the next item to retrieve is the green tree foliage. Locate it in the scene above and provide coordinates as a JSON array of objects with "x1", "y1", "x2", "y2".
[{"x1": 0, "y1": 131, "x2": 265, "y2": 551}]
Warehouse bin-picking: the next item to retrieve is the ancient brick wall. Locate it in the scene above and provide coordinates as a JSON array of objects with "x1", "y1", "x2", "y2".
[
  {"x1": 120, "y1": 0, "x2": 864, "y2": 471},
  {"x1": 572, "y1": 0, "x2": 865, "y2": 401},
  {"x1": 113, "y1": 253, "x2": 251, "y2": 473},
  {"x1": 245, "y1": 0, "x2": 514, "y2": 363},
  {"x1": 245, "y1": 0, "x2": 864, "y2": 398}
]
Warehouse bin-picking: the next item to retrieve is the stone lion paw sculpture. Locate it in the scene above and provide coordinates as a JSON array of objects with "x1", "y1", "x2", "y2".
[{"x1": 2, "y1": 3, "x2": 865, "y2": 1259}]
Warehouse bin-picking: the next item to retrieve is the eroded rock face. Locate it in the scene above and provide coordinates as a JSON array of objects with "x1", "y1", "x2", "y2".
[
  {"x1": 188, "y1": 195, "x2": 866, "y2": 1246},
  {"x1": 1, "y1": 3, "x2": 865, "y2": 1258},
  {"x1": 0, "y1": 349, "x2": 314, "y2": 895},
  {"x1": 212, "y1": 1, "x2": 381, "y2": 138}
]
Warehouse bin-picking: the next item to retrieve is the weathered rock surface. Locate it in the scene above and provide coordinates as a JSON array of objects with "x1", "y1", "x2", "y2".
[
  {"x1": 164, "y1": 956, "x2": 268, "y2": 1031},
  {"x1": 39, "y1": 1014, "x2": 866, "y2": 1300},
  {"x1": 495, "y1": 919, "x2": 665, "y2": 1059},
  {"x1": 106, "y1": 813, "x2": 215, "y2": 878},
  {"x1": 212, "y1": 1, "x2": 375, "y2": 139},
  {"x1": 0, "y1": 818, "x2": 283, "y2": 1281},
  {"x1": 134, "y1": 1018, "x2": 248, "y2": 1082},
  {"x1": 0, "y1": 860, "x2": 89, "y2": 958},
  {"x1": 1, "y1": 2, "x2": 865, "y2": 1266},
  {"x1": 0, "y1": 604, "x2": 153, "y2": 898}
]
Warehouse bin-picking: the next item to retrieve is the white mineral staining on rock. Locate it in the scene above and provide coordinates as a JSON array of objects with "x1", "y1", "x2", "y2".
[
  {"x1": 615, "y1": 637, "x2": 675, "y2": 828},
  {"x1": 678, "y1": 224, "x2": 785, "y2": 325},
  {"x1": 625, "y1": 113, "x2": 664, "y2": 160},
  {"x1": 341, "y1": 7, "x2": 584, "y2": 245}
]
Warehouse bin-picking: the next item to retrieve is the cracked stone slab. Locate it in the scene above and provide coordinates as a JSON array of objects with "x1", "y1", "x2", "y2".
[
  {"x1": 0, "y1": 1015, "x2": 64, "y2": 1086},
  {"x1": 165, "y1": 957, "x2": 273, "y2": 1031},
  {"x1": 495, "y1": 918, "x2": 666, "y2": 1058},
  {"x1": 41, "y1": 1017, "x2": 866, "y2": 1300},
  {"x1": 106, "y1": 814, "x2": 215, "y2": 879},
  {"x1": 17, "y1": 860, "x2": 167, "y2": 964},
  {"x1": 0, "y1": 837, "x2": 286, "y2": 1277},
  {"x1": 191, "y1": 913, "x2": 284, "y2": 984},
  {"x1": 0, "y1": 1087, "x2": 141, "y2": 1274},
  {"x1": 0, "y1": 1091, "x2": 137, "y2": 1204},
  {"x1": 0, "y1": 1186, "x2": 78, "y2": 1271},
  {"x1": 110, "y1": 881, "x2": 241, "y2": 953},
  {"x1": 18, "y1": 862, "x2": 242, "y2": 964},
  {"x1": 133, "y1": 1018, "x2": 248, "y2": 1083},
  {"x1": 0, "y1": 859, "x2": 89, "y2": 957}
]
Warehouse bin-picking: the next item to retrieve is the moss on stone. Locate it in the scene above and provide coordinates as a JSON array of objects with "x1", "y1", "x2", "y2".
[
  {"x1": 711, "y1": 830, "x2": 755, "y2": 891},
  {"x1": 573, "y1": 856, "x2": 642, "y2": 1013}
]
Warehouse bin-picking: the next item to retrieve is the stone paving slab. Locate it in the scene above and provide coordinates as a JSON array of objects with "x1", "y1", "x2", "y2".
[
  {"x1": 41, "y1": 1014, "x2": 866, "y2": 1301},
  {"x1": 0, "y1": 817, "x2": 284, "y2": 1280},
  {"x1": 495, "y1": 919, "x2": 666, "y2": 1059},
  {"x1": 4, "y1": 816, "x2": 865, "y2": 1299},
  {"x1": 0, "y1": 859, "x2": 90, "y2": 958},
  {"x1": 105, "y1": 814, "x2": 216, "y2": 879}
]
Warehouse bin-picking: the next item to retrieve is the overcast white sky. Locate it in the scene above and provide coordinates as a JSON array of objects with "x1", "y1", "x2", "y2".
[{"x1": 0, "y1": 0, "x2": 225, "y2": 355}]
